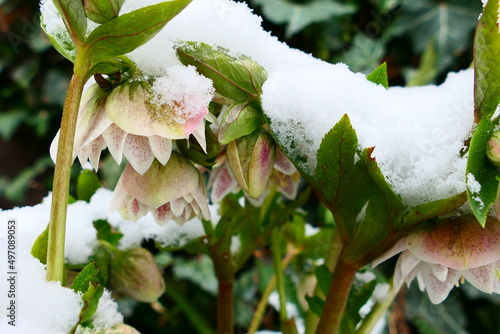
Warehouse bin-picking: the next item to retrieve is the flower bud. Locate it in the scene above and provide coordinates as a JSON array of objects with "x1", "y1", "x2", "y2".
[
  {"x1": 103, "y1": 324, "x2": 141, "y2": 334},
  {"x1": 487, "y1": 131, "x2": 500, "y2": 169},
  {"x1": 83, "y1": 0, "x2": 124, "y2": 24},
  {"x1": 109, "y1": 247, "x2": 165, "y2": 303},
  {"x1": 226, "y1": 130, "x2": 276, "y2": 198}
]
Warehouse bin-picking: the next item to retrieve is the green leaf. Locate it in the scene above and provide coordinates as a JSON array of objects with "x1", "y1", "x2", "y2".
[
  {"x1": 76, "y1": 169, "x2": 101, "y2": 202},
  {"x1": 0, "y1": 110, "x2": 27, "y2": 140},
  {"x1": 85, "y1": 0, "x2": 192, "y2": 72},
  {"x1": 388, "y1": 0, "x2": 481, "y2": 70},
  {"x1": 52, "y1": 0, "x2": 87, "y2": 43},
  {"x1": 70, "y1": 263, "x2": 104, "y2": 328},
  {"x1": 93, "y1": 220, "x2": 123, "y2": 246},
  {"x1": 305, "y1": 295, "x2": 325, "y2": 316},
  {"x1": 31, "y1": 224, "x2": 49, "y2": 264},
  {"x1": 314, "y1": 114, "x2": 358, "y2": 206},
  {"x1": 366, "y1": 62, "x2": 389, "y2": 88},
  {"x1": 340, "y1": 274, "x2": 377, "y2": 333},
  {"x1": 253, "y1": 0, "x2": 356, "y2": 38},
  {"x1": 406, "y1": 39, "x2": 439, "y2": 87},
  {"x1": 403, "y1": 192, "x2": 467, "y2": 228},
  {"x1": 466, "y1": 118, "x2": 498, "y2": 226},
  {"x1": 474, "y1": 0, "x2": 500, "y2": 120},
  {"x1": 218, "y1": 102, "x2": 264, "y2": 145},
  {"x1": 335, "y1": 34, "x2": 386, "y2": 75},
  {"x1": 176, "y1": 41, "x2": 267, "y2": 101},
  {"x1": 71, "y1": 262, "x2": 100, "y2": 293}
]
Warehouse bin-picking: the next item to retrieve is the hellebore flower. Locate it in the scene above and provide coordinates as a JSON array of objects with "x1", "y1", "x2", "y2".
[
  {"x1": 373, "y1": 215, "x2": 500, "y2": 304},
  {"x1": 209, "y1": 146, "x2": 300, "y2": 205},
  {"x1": 110, "y1": 152, "x2": 210, "y2": 225},
  {"x1": 51, "y1": 79, "x2": 213, "y2": 174}
]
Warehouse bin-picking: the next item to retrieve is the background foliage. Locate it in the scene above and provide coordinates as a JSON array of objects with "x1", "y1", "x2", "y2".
[{"x1": 0, "y1": 0, "x2": 496, "y2": 333}]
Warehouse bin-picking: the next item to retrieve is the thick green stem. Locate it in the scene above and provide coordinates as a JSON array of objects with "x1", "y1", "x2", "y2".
[
  {"x1": 46, "y1": 68, "x2": 87, "y2": 282},
  {"x1": 305, "y1": 229, "x2": 343, "y2": 334},
  {"x1": 209, "y1": 241, "x2": 234, "y2": 334},
  {"x1": 356, "y1": 279, "x2": 399, "y2": 334},
  {"x1": 217, "y1": 279, "x2": 234, "y2": 334},
  {"x1": 315, "y1": 256, "x2": 359, "y2": 334}
]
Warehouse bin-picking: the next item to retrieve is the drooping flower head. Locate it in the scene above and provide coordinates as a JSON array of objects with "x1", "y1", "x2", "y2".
[
  {"x1": 110, "y1": 152, "x2": 210, "y2": 225},
  {"x1": 373, "y1": 215, "x2": 500, "y2": 304},
  {"x1": 51, "y1": 65, "x2": 214, "y2": 175}
]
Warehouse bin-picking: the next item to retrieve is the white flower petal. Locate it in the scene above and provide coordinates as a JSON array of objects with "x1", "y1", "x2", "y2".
[
  {"x1": 420, "y1": 265, "x2": 460, "y2": 304},
  {"x1": 148, "y1": 136, "x2": 172, "y2": 165},
  {"x1": 429, "y1": 263, "x2": 448, "y2": 282},
  {"x1": 102, "y1": 124, "x2": 128, "y2": 164},
  {"x1": 400, "y1": 250, "x2": 421, "y2": 277},
  {"x1": 461, "y1": 263, "x2": 496, "y2": 294},
  {"x1": 123, "y1": 135, "x2": 155, "y2": 175},
  {"x1": 191, "y1": 123, "x2": 207, "y2": 153},
  {"x1": 372, "y1": 237, "x2": 408, "y2": 268},
  {"x1": 170, "y1": 198, "x2": 186, "y2": 217},
  {"x1": 87, "y1": 136, "x2": 107, "y2": 171}
]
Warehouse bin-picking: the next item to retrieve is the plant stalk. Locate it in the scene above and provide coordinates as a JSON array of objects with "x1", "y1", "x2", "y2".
[
  {"x1": 46, "y1": 68, "x2": 87, "y2": 282},
  {"x1": 315, "y1": 255, "x2": 359, "y2": 334}
]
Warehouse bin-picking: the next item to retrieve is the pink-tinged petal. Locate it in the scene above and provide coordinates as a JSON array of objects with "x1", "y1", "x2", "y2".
[
  {"x1": 419, "y1": 265, "x2": 460, "y2": 304},
  {"x1": 372, "y1": 237, "x2": 408, "y2": 268},
  {"x1": 209, "y1": 161, "x2": 240, "y2": 203},
  {"x1": 272, "y1": 172, "x2": 299, "y2": 200},
  {"x1": 122, "y1": 153, "x2": 199, "y2": 208},
  {"x1": 246, "y1": 191, "x2": 267, "y2": 207},
  {"x1": 153, "y1": 203, "x2": 174, "y2": 225},
  {"x1": 74, "y1": 84, "x2": 113, "y2": 151},
  {"x1": 226, "y1": 140, "x2": 249, "y2": 192},
  {"x1": 87, "y1": 136, "x2": 107, "y2": 171},
  {"x1": 274, "y1": 148, "x2": 297, "y2": 175},
  {"x1": 110, "y1": 177, "x2": 128, "y2": 212},
  {"x1": 493, "y1": 261, "x2": 500, "y2": 293},
  {"x1": 191, "y1": 178, "x2": 211, "y2": 220},
  {"x1": 247, "y1": 132, "x2": 276, "y2": 198},
  {"x1": 429, "y1": 264, "x2": 448, "y2": 282},
  {"x1": 102, "y1": 124, "x2": 128, "y2": 164},
  {"x1": 148, "y1": 136, "x2": 172, "y2": 165},
  {"x1": 106, "y1": 82, "x2": 203, "y2": 139},
  {"x1": 170, "y1": 198, "x2": 186, "y2": 217},
  {"x1": 123, "y1": 135, "x2": 155, "y2": 175},
  {"x1": 400, "y1": 250, "x2": 421, "y2": 277},
  {"x1": 461, "y1": 263, "x2": 496, "y2": 293},
  {"x1": 191, "y1": 123, "x2": 207, "y2": 152},
  {"x1": 126, "y1": 198, "x2": 146, "y2": 221},
  {"x1": 407, "y1": 216, "x2": 500, "y2": 270}
]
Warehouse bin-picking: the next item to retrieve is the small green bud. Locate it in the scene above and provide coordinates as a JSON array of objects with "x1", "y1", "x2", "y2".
[
  {"x1": 487, "y1": 131, "x2": 500, "y2": 169},
  {"x1": 83, "y1": 0, "x2": 124, "y2": 24},
  {"x1": 226, "y1": 130, "x2": 276, "y2": 198},
  {"x1": 109, "y1": 247, "x2": 165, "y2": 303}
]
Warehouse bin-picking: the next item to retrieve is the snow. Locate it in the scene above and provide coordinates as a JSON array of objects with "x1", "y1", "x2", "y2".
[{"x1": 263, "y1": 66, "x2": 474, "y2": 206}]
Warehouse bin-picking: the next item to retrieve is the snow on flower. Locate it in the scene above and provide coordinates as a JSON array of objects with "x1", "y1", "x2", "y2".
[
  {"x1": 373, "y1": 215, "x2": 500, "y2": 304},
  {"x1": 110, "y1": 153, "x2": 211, "y2": 225},
  {"x1": 51, "y1": 65, "x2": 214, "y2": 175}
]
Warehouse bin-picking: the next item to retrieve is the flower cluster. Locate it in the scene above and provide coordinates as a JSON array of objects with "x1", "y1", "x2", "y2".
[{"x1": 374, "y1": 215, "x2": 500, "y2": 304}]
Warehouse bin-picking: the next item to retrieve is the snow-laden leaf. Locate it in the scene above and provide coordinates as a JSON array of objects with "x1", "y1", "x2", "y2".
[{"x1": 253, "y1": 0, "x2": 356, "y2": 38}]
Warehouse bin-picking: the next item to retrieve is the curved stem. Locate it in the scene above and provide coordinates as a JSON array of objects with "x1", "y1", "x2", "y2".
[
  {"x1": 46, "y1": 69, "x2": 87, "y2": 282},
  {"x1": 356, "y1": 279, "x2": 399, "y2": 334},
  {"x1": 247, "y1": 247, "x2": 299, "y2": 334},
  {"x1": 315, "y1": 255, "x2": 359, "y2": 334},
  {"x1": 305, "y1": 229, "x2": 343, "y2": 334}
]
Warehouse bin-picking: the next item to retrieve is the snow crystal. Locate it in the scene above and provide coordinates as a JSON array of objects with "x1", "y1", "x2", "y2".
[
  {"x1": 88, "y1": 289, "x2": 124, "y2": 330},
  {"x1": 355, "y1": 270, "x2": 376, "y2": 283},
  {"x1": 466, "y1": 173, "x2": 482, "y2": 194}
]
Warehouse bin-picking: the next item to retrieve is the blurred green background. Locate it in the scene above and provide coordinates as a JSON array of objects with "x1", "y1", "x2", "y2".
[{"x1": 1, "y1": 1, "x2": 496, "y2": 333}]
